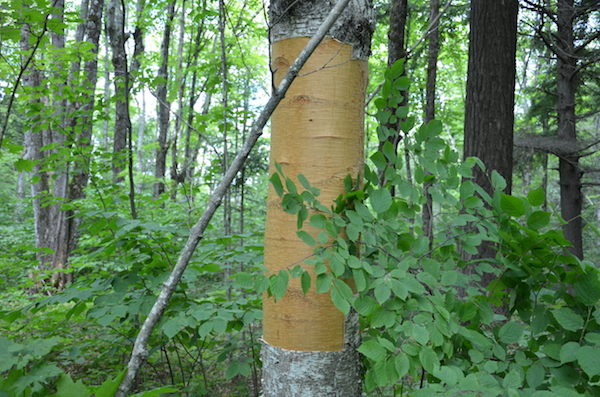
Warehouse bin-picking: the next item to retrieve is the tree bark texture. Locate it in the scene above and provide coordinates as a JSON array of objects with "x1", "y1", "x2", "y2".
[
  {"x1": 462, "y1": 0, "x2": 518, "y2": 286},
  {"x1": 263, "y1": 0, "x2": 374, "y2": 395},
  {"x1": 20, "y1": 12, "x2": 59, "y2": 285},
  {"x1": 556, "y1": 0, "x2": 583, "y2": 259},
  {"x1": 52, "y1": 0, "x2": 105, "y2": 288},
  {"x1": 379, "y1": 0, "x2": 407, "y2": 189},
  {"x1": 463, "y1": 0, "x2": 518, "y2": 196},
  {"x1": 422, "y1": 0, "x2": 440, "y2": 246},
  {"x1": 107, "y1": 0, "x2": 131, "y2": 181}
]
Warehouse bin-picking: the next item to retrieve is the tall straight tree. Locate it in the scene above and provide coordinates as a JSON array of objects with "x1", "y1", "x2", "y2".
[
  {"x1": 464, "y1": 0, "x2": 518, "y2": 195},
  {"x1": 262, "y1": 0, "x2": 374, "y2": 395},
  {"x1": 556, "y1": 0, "x2": 582, "y2": 258},
  {"x1": 154, "y1": 0, "x2": 176, "y2": 198},
  {"x1": 463, "y1": 0, "x2": 518, "y2": 266}
]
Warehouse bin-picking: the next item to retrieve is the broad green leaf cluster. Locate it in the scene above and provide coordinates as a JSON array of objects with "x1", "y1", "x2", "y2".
[{"x1": 266, "y1": 60, "x2": 600, "y2": 395}]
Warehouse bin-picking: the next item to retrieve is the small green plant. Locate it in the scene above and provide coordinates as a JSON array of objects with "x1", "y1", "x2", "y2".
[{"x1": 259, "y1": 60, "x2": 600, "y2": 395}]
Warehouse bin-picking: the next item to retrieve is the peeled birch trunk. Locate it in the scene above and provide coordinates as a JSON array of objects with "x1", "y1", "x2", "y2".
[{"x1": 262, "y1": 0, "x2": 373, "y2": 395}]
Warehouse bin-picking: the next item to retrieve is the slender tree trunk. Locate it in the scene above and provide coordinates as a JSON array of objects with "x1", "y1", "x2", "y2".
[
  {"x1": 137, "y1": 90, "x2": 145, "y2": 172},
  {"x1": 556, "y1": 0, "x2": 583, "y2": 258},
  {"x1": 20, "y1": 21, "x2": 54, "y2": 285},
  {"x1": 169, "y1": 0, "x2": 187, "y2": 200},
  {"x1": 379, "y1": 0, "x2": 408, "y2": 189},
  {"x1": 61, "y1": 0, "x2": 105, "y2": 279},
  {"x1": 107, "y1": 0, "x2": 130, "y2": 181},
  {"x1": 262, "y1": 0, "x2": 373, "y2": 394},
  {"x1": 154, "y1": 0, "x2": 176, "y2": 198},
  {"x1": 422, "y1": 0, "x2": 440, "y2": 246}
]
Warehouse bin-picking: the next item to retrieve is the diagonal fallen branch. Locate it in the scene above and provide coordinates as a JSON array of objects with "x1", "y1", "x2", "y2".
[{"x1": 115, "y1": 0, "x2": 352, "y2": 395}]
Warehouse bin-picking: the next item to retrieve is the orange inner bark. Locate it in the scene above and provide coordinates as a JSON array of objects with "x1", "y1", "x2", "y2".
[{"x1": 263, "y1": 37, "x2": 368, "y2": 351}]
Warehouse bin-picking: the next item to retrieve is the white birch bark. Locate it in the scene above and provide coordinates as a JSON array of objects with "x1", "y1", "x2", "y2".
[{"x1": 262, "y1": 1, "x2": 374, "y2": 395}]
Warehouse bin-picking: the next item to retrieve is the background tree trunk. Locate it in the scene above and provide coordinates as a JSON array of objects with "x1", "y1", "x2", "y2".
[
  {"x1": 262, "y1": 0, "x2": 373, "y2": 394},
  {"x1": 106, "y1": 0, "x2": 130, "y2": 182},
  {"x1": 423, "y1": 0, "x2": 440, "y2": 246},
  {"x1": 463, "y1": 0, "x2": 518, "y2": 271},
  {"x1": 556, "y1": 0, "x2": 583, "y2": 258},
  {"x1": 154, "y1": 0, "x2": 176, "y2": 198}
]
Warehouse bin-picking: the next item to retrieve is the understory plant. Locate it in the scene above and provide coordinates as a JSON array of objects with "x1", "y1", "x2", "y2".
[{"x1": 256, "y1": 61, "x2": 600, "y2": 396}]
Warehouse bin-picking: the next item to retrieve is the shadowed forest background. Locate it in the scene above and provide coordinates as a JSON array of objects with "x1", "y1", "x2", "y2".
[{"x1": 1, "y1": 0, "x2": 600, "y2": 396}]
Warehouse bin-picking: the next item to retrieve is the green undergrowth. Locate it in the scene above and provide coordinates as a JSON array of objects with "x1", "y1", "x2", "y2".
[
  {"x1": 0, "y1": 200, "x2": 265, "y2": 396},
  {"x1": 253, "y1": 60, "x2": 600, "y2": 396}
]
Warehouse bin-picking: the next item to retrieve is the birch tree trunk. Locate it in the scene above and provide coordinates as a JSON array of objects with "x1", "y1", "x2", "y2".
[{"x1": 262, "y1": 0, "x2": 374, "y2": 395}]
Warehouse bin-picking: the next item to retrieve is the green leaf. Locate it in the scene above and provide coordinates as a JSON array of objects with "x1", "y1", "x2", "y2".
[
  {"x1": 296, "y1": 230, "x2": 316, "y2": 246},
  {"x1": 419, "y1": 346, "x2": 439, "y2": 373},
  {"x1": 433, "y1": 366, "x2": 458, "y2": 386},
  {"x1": 527, "y1": 186, "x2": 545, "y2": 206},
  {"x1": 374, "y1": 283, "x2": 391, "y2": 305},
  {"x1": 500, "y1": 194, "x2": 526, "y2": 217},
  {"x1": 574, "y1": 271, "x2": 600, "y2": 307},
  {"x1": 297, "y1": 173, "x2": 312, "y2": 191},
  {"x1": 502, "y1": 369, "x2": 522, "y2": 390},
  {"x1": 370, "y1": 151, "x2": 387, "y2": 170},
  {"x1": 353, "y1": 268, "x2": 367, "y2": 292},
  {"x1": 316, "y1": 273, "x2": 331, "y2": 293},
  {"x1": 559, "y1": 341, "x2": 580, "y2": 363},
  {"x1": 235, "y1": 272, "x2": 254, "y2": 289},
  {"x1": 334, "y1": 279, "x2": 354, "y2": 302},
  {"x1": 585, "y1": 333, "x2": 600, "y2": 345},
  {"x1": 269, "y1": 173, "x2": 284, "y2": 196},
  {"x1": 358, "y1": 339, "x2": 387, "y2": 362},
  {"x1": 553, "y1": 307, "x2": 584, "y2": 332},
  {"x1": 498, "y1": 321, "x2": 524, "y2": 344},
  {"x1": 14, "y1": 158, "x2": 35, "y2": 172},
  {"x1": 309, "y1": 214, "x2": 327, "y2": 229},
  {"x1": 369, "y1": 188, "x2": 392, "y2": 213},
  {"x1": 94, "y1": 370, "x2": 126, "y2": 397},
  {"x1": 225, "y1": 360, "x2": 240, "y2": 380},
  {"x1": 270, "y1": 271, "x2": 289, "y2": 301},
  {"x1": 526, "y1": 364, "x2": 545, "y2": 389},
  {"x1": 331, "y1": 288, "x2": 350, "y2": 314},
  {"x1": 54, "y1": 374, "x2": 92, "y2": 397},
  {"x1": 285, "y1": 177, "x2": 297, "y2": 196},
  {"x1": 395, "y1": 354, "x2": 410, "y2": 378},
  {"x1": 527, "y1": 211, "x2": 551, "y2": 230},
  {"x1": 577, "y1": 346, "x2": 600, "y2": 377},
  {"x1": 301, "y1": 271, "x2": 311, "y2": 295},
  {"x1": 162, "y1": 318, "x2": 181, "y2": 339},
  {"x1": 491, "y1": 170, "x2": 507, "y2": 191}
]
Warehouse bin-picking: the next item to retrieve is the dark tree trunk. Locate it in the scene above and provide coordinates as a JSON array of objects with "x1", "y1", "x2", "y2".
[
  {"x1": 379, "y1": 0, "x2": 408, "y2": 189},
  {"x1": 462, "y1": 0, "x2": 518, "y2": 287},
  {"x1": 154, "y1": 0, "x2": 176, "y2": 198},
  {"x1": 556, "y1": 0, "x2": 583, "y2": 259},
  {"x1": 423, "y1": 0, "x2": 440, "y2": 246},
  {"x1": 463, "y1": 0, "x2": 518, "y2": 196},
  {"x1": 107, "y1": 0, "x2": 131, "y2": 182}
]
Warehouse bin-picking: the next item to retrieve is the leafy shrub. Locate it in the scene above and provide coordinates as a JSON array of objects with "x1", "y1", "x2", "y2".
[{"x1": 259, "y1": 60, "x2": 600, "y2": 396}]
